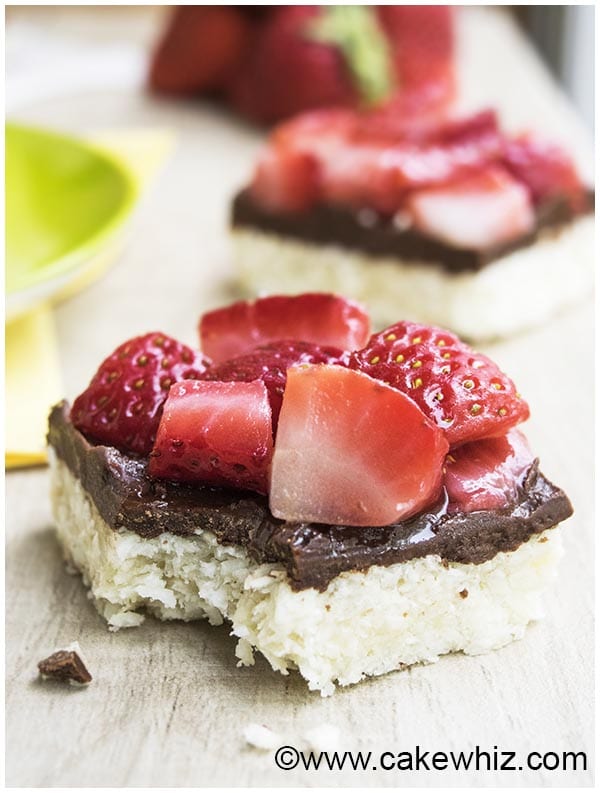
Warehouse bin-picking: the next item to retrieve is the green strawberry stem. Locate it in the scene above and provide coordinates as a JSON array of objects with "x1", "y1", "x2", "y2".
[{"x1": 306, "y1": 5, "x2": 395, "y2": 105}]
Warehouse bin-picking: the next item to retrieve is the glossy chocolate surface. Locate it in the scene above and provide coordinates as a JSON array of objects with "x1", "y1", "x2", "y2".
[
  {"x1": 232, "y1": 189, "x2": 594, "y2": 273},
  {"x1": 49, "y1": 402, "x2": 573, "y2": 591}
]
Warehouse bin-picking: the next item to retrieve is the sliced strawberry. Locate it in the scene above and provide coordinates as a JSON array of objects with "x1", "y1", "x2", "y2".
[
  {"x1": 199, "y1": 293, "x2": 370, "y2": 363},
  {"x1": 353, "y1": 106, "x2": 499, "y2": 146},
  {"x1": 250, "y1": 109, "x2": 353, "y2": 210},
  {"x1": 199, "y1": 340, "x2": 347, "y2": 429},
  {"x1": 444, "y1": 429, "x2": 534, "y2": 513},
  {"x1": 432, "y1": 108, "x2": 500, "y2": 147},
  {"x1": 270, "y1": 365, "x2": 449, "y2": 526},
  {"x1": 149, "y1": 6, "x2": 252, "y2": 95},
  {"x1": 404, "y1": 166, "x2": 535, "y2": 249},
  {"x1": 251, "y1": 146, "x2": 321, "y2": 213},
  {"x1": 149, "y1": 380, "x2": 273, "y2": 494},
  {"x1": 502, "y1": 134, "x2": 585, "y2": 211},
  {"x1": 71, "y1": 333, "x2": 211, "y2": 455},
  {"x1": 350, "y1": 321, "x2": 529, "y2": 447},
  {"x1": 251, "y1": 107, "x2": 505, "y2": 215}
]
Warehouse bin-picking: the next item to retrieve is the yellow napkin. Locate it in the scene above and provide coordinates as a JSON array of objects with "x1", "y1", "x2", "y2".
[
  {"x1": 5, "y1": 306, "x2": 62, "y2": 468},
  {"x1": 5, "y1": 129, "x2": 175, "y2": 469}
]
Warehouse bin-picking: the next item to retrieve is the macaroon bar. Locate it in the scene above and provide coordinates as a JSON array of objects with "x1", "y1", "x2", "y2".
[
  {"x1": 231, "y1": 108, "x2": 594, "y2": 340},
  {"x1": 47, "y1": 297, "x2": 575, "y2": 695},
  {"x1": 48, "y1": 401, "x2": 572, "y2": 695}
]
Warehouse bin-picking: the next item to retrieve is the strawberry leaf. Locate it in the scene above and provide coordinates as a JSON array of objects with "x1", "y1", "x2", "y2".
[{"x1": 306, "y1": 6, "x2": 395, "y2": 104}]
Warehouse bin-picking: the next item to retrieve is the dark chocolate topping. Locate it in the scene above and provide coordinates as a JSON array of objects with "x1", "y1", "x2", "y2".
[
  {"x1": 48, "y1": 402, "x2": 573, "y2": 591},
  {"x1": 231, "y1": 189, "x2": 594, "y2": 273}
]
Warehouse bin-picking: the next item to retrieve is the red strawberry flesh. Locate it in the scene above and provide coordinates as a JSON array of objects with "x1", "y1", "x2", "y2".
[
  {"x1": 377, "y1": 5, "x2": 455, "y2": 108},
  {"x1": 199, "y1": 340, "x2": 348, "y2": 429},
  {"x1": 149, "y1": 380, "x2": 273, "y2": 494},
  {"x1": 250, "y1": 106, "x2": 505, "y2": 216},
  {"x1": 251, "y1": 146, "x2": 321, "y2": 213},
  {"x1": 72, "y1": 333, "x2": 210, "y2": 455},
  {"x1": 270, "y1": 365, "x2": 449, "y2": 526},
  {"x1": 444, "y1": 429, "x2": 534, "y2": 513},
  {"x1": 199, "y1": 293, "x2": 370, "y2": 363},
  {"x1": 350, "y1": 321, "x2": 529, "y2": 447},
  {"x1": 502, "y1": 134, "x2": 585, "y2": 211}
]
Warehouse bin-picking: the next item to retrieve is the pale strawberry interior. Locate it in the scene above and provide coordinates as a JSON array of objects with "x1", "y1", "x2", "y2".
[{"x1": 269, "y1": 365, "x2": 449, "y2": 526}]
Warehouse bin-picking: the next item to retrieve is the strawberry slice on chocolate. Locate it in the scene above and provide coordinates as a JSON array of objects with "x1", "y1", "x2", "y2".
[
  {"x1": 444, "y1": 428, "x2": 535, "y2": 513},
  {"x1": 250, "y1": 107, "x2": 506, "y2": 216},
  {"x1": 350, "y1": 321, "x2": 529, "y2": 447},
  {"x1": 72, "y1": 333, "x2": 210, "y2": 455},
  {"x1": 404, "y1": 166, "x2": 535, "y2": 250},
  {"x1": 149, "y1": 380, "x2": 273, "y2": 495},
  {"x1": 199, "y1": 340, "x2": 348, "y2": 429},
  {"x1": 270, "y1": 365, "x2": 449, "y2": 526},
  {"x1": 199, "y1": 293, "x2": 370, "y2": 363}
]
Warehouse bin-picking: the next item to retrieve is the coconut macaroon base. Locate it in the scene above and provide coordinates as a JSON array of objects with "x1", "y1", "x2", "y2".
[
  {"x1": 50, "y1": 451, "x2": 563, "y2": 696},
  {"x1": 232, "y1": 214, "x2": 594, "y2": 341}
]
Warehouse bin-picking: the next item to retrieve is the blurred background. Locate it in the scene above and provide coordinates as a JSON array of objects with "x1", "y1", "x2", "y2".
[
  {"x1": 515, "y1": 5, "x2": 594, "y2": 130},
  {"x1": 5, "y1": 4, "x2": 595, "y2": 464},
  {"x1": 5, "y1": 5, "x2": 594, "y2": 128}
]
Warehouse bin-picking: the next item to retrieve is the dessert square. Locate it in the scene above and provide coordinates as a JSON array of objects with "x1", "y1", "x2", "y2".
[
  {"x1": 231, "y1": 108, "x2": 594, "y2": 339},
  {"x1": 47, "y1": 296, "x2": 573, "y2": 695}
]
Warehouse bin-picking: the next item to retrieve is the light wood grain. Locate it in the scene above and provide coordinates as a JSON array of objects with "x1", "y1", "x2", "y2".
[{"x1": 5, "y1": 7, "x2": 594, "y2": 787}]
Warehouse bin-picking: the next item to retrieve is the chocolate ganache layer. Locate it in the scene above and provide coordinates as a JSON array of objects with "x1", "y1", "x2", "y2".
[
  {"x1": 48, "y1": 402, "x2": 573, "y2": 591},
  {"x1": 232, "y1": 189, "x2": 594, "y2": 274}
]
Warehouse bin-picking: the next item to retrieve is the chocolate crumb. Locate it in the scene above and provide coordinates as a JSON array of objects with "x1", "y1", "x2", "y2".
[
  {"x1": 538, "y1": 536, "x2": 548, "y2": 543},
  {"x1": 38, "y1": 644, "x2": 92, "y2": 686},
  {"x1": 441, "y1": 559, "x2": 450, "y2": 569},
  {"x1": 459, "y1": 589, "x2": 469, "y2": 599}
]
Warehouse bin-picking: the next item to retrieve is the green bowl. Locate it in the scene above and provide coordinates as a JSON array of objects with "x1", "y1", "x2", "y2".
[{"x1": 5, "y1": 123, "x2": 137, "y2": 318}]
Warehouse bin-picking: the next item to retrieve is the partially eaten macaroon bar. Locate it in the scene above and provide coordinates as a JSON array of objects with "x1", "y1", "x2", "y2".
[
  {"x1": 232, "y1": 106, "x2": 594, "y2": 340},
  {"x1": 48, "y1": 293, "x2": 572, "y2": 695}
]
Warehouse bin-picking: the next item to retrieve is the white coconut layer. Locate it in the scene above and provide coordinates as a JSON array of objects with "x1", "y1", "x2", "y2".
[
  {"x1": 50, "y1": 452, "x2": 563, "y2": 696},
  {"x1": 232, "y1": 214, "x2": 594, "y2": 340}
]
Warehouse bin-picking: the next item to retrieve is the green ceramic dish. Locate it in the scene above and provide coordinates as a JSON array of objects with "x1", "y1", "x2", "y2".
[{"x1": 5, "y1": 123, "x2": 137, "y2": 316}]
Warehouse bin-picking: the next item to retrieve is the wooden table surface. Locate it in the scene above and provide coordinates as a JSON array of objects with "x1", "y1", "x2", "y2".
[{"x1": 5, "y1": 7, "x2": 595, "y2": 787}]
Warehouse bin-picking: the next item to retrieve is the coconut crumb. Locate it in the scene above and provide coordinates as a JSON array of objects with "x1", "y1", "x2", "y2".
[
  {"x1": 235, "y1": 638, "x2": 255, "y2": 667},
  {"x1": 243, "y1": 723, "x2": 280, "y2": 751}
]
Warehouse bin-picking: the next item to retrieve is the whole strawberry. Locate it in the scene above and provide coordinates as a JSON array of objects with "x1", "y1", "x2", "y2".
[
  {"x1": 377, "y1": 6, "x2": 454, "y2": 109},
  {"x1": 350, "y1": 321, "x2": 529, "y2": 447},
  {"x1": 228, "y1": 6, "x2": 358, "y2": 125},
  {"x1": 149, "y1": 6, "x2": 253, "y2": 95},
  {"x1": 199, "y1": 340, "x2": 348, "y2": 429},
  {"x1": 72, "y1": 333, "x2": 211, "y2": 455}
]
